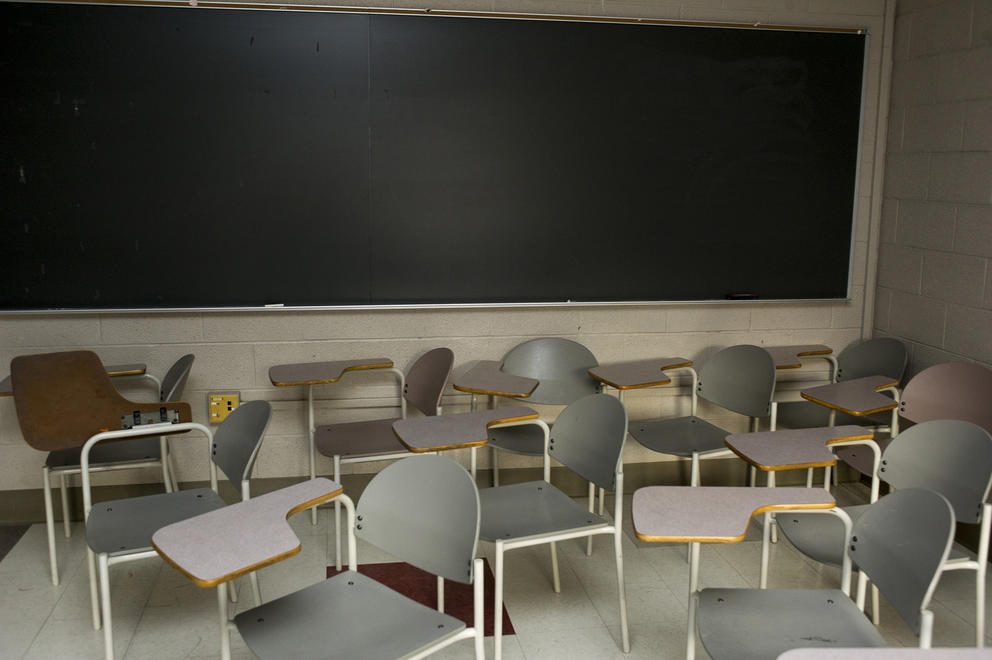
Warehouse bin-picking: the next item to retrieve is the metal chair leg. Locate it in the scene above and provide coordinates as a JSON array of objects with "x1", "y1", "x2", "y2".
[
  {"x1": 99, "y1": 553, "x2": 114, "y2": 660},
  {"x1": 59, "y1": 471, "x2": 71, "y2": 538},
  {"x1": 494, "y1": 541, "x2": 505, "y2": 660},
  {"x1": 43, "y1": 467, "x2": 59, "y2": 586},
  {"x1": 614, "y1": 528, "x2": 630, "y2": 653}
]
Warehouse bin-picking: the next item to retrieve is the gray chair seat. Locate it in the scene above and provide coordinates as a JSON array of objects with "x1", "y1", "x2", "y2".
[
  {"x1": 487, "y1": 423, "x2": 549, "y2": 456},
  {"x1": 85, "y1": 487, "x2": 225, "y2": 557},
  {"x1": 236, "y1": 563, "x2": 467, "y2": 660},
  {"x1": 479, "y1": 480, "x2": 607, "y2": 541},
  {"x1": 775, "y1": 402, "x2": 890, "y2": 430},
  {"x1": 834, "y1": 436, "x2": 894, "y2": 477},
  {"x1": 696, "y1": 587, "x2": 886, "y2": 660},
  {"x1": 631, "y1": 415, "x2": 729, "y2": 458},
  {"x1": 779, "y1": 504, "x2": 869, "y2": 567},
  {"x1": 46, "y1": 436, "x2": 162, "y2": 469},
  {"x1": 783, "y1": 503, "x2": 973, "y2": 567},
  {"x1": 314, "y1": 418, "x2": 406, "y2": 460}
]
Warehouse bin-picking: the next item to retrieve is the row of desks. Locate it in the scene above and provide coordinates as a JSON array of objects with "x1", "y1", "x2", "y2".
[
  {"x1": 0, "y1": 346, "x2": 906, "y2": 660},
  {"x1": 266, "y1": 344, "x2": 897, "y2": 435},
  {"x1": 148, "y1": 396, "x2": 871, "y2": 660}
]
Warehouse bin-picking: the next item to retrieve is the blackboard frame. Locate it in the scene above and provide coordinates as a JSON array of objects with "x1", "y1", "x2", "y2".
[{"x1": 0, "y1": 1, "x2": 869, "y2": 312}]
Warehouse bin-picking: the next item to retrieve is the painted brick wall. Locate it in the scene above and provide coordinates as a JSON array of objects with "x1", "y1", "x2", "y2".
[{"x1": 875, "y1": 0, "x2": 992, "y2": 374}]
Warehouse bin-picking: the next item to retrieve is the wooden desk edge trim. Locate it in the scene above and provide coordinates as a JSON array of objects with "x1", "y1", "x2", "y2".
[
  {"x1": 724, "y1": 445, "x2": 836, "y2": 471},
  {"x1": 799, "y1": 392, "x2": 898, "y2": 416},
  {"x1": 795, "y1": 349, "x2": 833, "y2": 357},
  {"x1": 634, "y1": 500, "x2": 836, "y2": 543},
  {"x1": 824, "y1": 431, "x2": 875, "y2": 445},
  {"x1": 592, "y1": 376, "x2": 672, "y2": 390},
  {"x1": 403, "y1": 437, "x2": 489, "y2": 453},
  {"x1": 725, "y1": 430, "x2": 874, "y2": 470},
  {"x1": 588, "y1": 359, "x2": 693, "y2": 389},
  {"x1": 773, "y1": 348, "x2": 833, "y2": 369},
  {"x1": 270, "y1": 360, "x2": 394, "y2": 387},
  {"x1": 0, "y1": 364, "x2": 146, "y2": 394},
  {"x1": 452, "y1": 383, "x2": 535, "y2": 398},
  {"x1": 394, "y1": 411, "x2": 539, "y2": 453},
  {"x1": 106, "y1": 366, "x2": 147, "y2": 376},
  {"x1": 486, "y1": 411, "x2": 540, "y2": 426},
  {"x1": 660, "y1": 360, "x2": 694, "y2": 371},
  {"x1": 153, "y1": 487, "x2": 344, "y2": 588}
]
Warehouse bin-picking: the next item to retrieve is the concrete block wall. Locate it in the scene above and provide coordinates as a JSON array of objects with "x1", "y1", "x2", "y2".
[
  {"x1": 875, "y1": 0, "x2": 992, "y2": 374},
  {"x1": 0, "y1": 0, "x2": 890, "y2": 496}
]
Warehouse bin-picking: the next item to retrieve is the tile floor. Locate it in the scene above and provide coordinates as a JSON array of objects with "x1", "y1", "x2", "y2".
[{"x1": 1, "y1": 481, "x2": 989, "y2": 659}]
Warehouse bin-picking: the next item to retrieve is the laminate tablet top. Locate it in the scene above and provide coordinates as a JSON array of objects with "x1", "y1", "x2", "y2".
[
  {"x1": 393, "y1": 406, "x2": 539, "y2": 452},
  {"x1": 269, "y1": 358, "x2": 393, "y2": 387},
  {"x1": 801, "y1": 375, "x2": 900, "y2": 416},
  {"x1": 451, "y1": 360, "x2": 539, "y2": 398},
  {"x1": 765, "y1": 345, "x2": 833, "y2": 370},
  {"x1": 104, "y1": 363, "x2": 148, "y2": 377},
  {"x1": 588, "y1": 357, "x2": 692, "y2": 390},
  {"x1": 725, "y1": 425, "x2": 873, "y2": 471},
  {"x1": 632, "y1": 486, "x2": 835, "y2": 543},
  {"x1": 152, "y1": 478, "x2": 343, "y2": 587}
]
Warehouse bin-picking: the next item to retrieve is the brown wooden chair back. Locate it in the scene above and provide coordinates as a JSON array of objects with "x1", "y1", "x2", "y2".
[{"x1": 11, "y1": 350, "x2": 191, "y2": 451}]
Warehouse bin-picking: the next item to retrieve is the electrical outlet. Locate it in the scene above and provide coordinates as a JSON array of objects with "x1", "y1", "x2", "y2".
[{"x1": 208, "y1": 392, "x2": 240, "y2": 423}]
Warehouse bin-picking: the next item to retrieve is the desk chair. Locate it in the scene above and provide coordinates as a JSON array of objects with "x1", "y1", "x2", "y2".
[
  {"x1": 778, "y1": 419, "x2": 992, "y2": 647},
  {"x1": 834, "y1": 361, "x2": 992, "y2": 479},
  {"x1": 44, "y1": 355, "x2": 194, "y2": 568},
  {"x1": 10, "y1": 350, "x2": 194, "y2": 586},
  {"x1": 314, "y1": 346, "x2": 453, "y2": 570},
  {"x1": 480, "y1": 392, "x2": 630, "y2": 660},
  {"x1": 630, "y1": 344, "x2": 777, "y2": 487},
  {"x1": 695, "y1": 488, "x2": 955, "y2": 659},
  {"x1": 776, "y1": 338, "x2": 905, "y2": 486},
  {"x1": 233, "y1": 455, "x2": 485, "y2": 660},
  {"x1": 776, "y1": 337, "x2": 906, "y2": 430},
  {"x1": 486, "y1": 337, "x2": 600, "y2": 486},
  {"x1": 83, "y1": 399, "x2": 271, "y2": 660}
]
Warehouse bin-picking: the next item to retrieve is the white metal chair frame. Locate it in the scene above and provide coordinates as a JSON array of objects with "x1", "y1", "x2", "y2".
[
  {"x1": 485, "y1": 398, "x2": 630, "y2": 660},
  {"x1": 224, "y1": 457, "x2": 484, "y2": 660},
  {"x1": 693, "y1": 490, "x2": 955, "y2": 660},
  {"x1": 214, "y1": 496, "x2": 364, "y2": 660},
  {"x1": 760, "y1": 435, "x2": 882, "y2": 576},
  {"x1": 42, "y1": 361, "x2": 190, "y2": 586},
  {"x1": 687, "y1": 506, "x2": 854, "y2": 660},
  {"x1": 310, "y1": 350, "x2": 451, "y2": 570},
  {"x1": 775, "y1": 419, "x2": 992, "y2": 646},
  {"x1": 305, "y1": 366, "x2": 406, "y2": 512},
  {"x1": 644, "y1": 361, "x2": 780, "y2": 488},
  {"x1": 81, "y1": 419, "x2": 264, "y2": 660}
]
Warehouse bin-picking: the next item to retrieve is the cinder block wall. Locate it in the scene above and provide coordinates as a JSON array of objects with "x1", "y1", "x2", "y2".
[
  {"x1": 0, "y1": 0, "x2": 890, "y2": 510},
  {"x1": 875, "y1": 0, "x2": 992, "y2": 375}
]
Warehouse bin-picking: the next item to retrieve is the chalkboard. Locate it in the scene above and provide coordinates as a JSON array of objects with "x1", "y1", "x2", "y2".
[{"x1": 0, "y1": 2, "x2": 867, "y2": 309}]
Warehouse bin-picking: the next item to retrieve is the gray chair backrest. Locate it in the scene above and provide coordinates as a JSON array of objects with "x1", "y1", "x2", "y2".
[
  {"x1": 697, "y1": 345, "x2": 776, "y2": 418},
  {"x1": 850, "y1": 488, "x2": 954, "y2": 636},
  {"x1": 549, "y1": 393, "x2": 627, "y2": 492},
  {"x1": 880, "y1": 419, "x2": 992, "y2": 525},
  {"x1": 160, "y1": 353, "x2": 195, "y2": 402},
  {"x1": 500, "y1": 337, "x2": 599, "y2": 405},
  {"x1": 356, "y1": 455, "x2": 480, "y2": 584},
  {"x1": 900, "y1": 362, "x2": 992, "y2": 434},
  {"x1": 837, "y1": 337, "x2": 906, "y2": 382},
  {"x1": 212, "y1": 400, "x2": 271, "y2": 489},
  {"x1": 404, "y1": 347, "x2": 454, "y2": 417}
]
